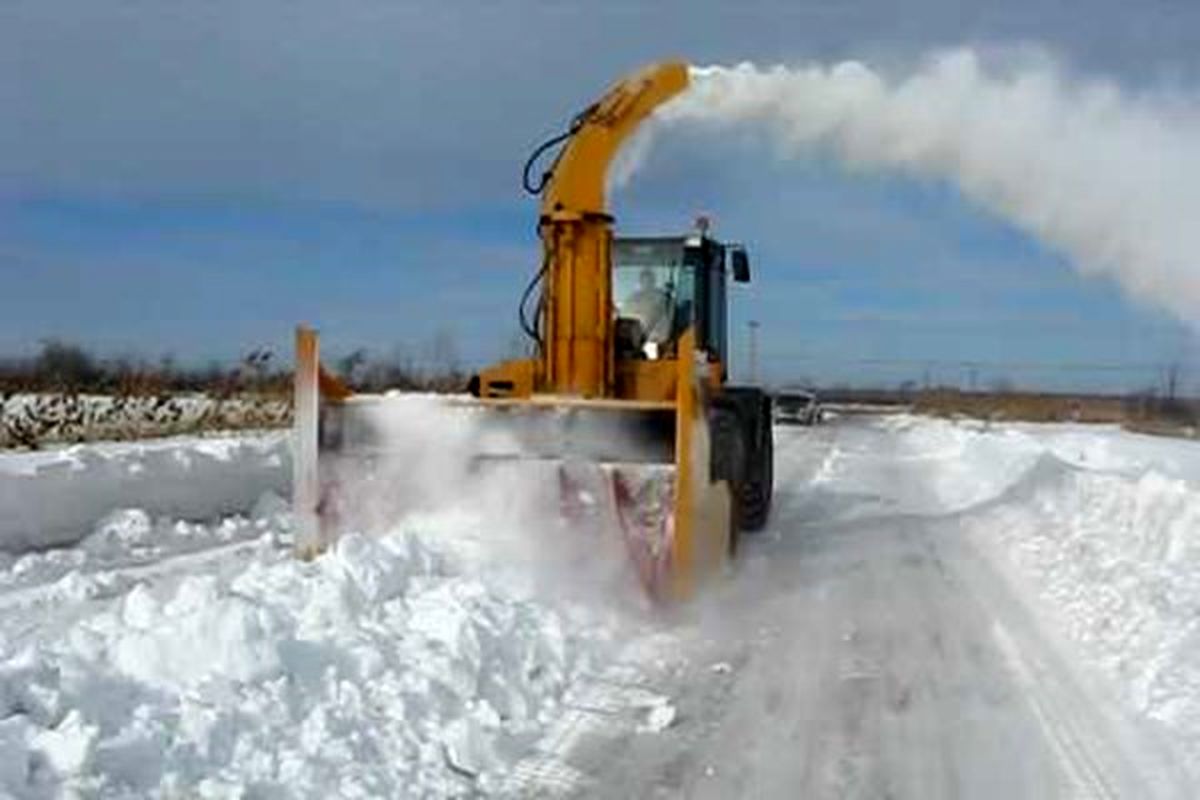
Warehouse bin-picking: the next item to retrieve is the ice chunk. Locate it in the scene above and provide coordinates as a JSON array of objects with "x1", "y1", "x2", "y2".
[
  {"x1": 0, "y1": 715, "x2": 32, "y2": 791},
  {"x1": 32, "y1": 710, "x2": 97, "y2": 777},
  {"x1": 637, "y1": 697, "x2": 676, "y2": 733},
  {"x1": 442, "y1": 716, "x2": 495, "y2": 778}
]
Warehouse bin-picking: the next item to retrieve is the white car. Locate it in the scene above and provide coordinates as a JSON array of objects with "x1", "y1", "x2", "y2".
[{"x1": 774, "y1": 390, "x2": 821, "y2": 425}]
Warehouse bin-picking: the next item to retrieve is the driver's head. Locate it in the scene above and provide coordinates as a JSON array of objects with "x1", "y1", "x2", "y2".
[{"x1": 639, "y1": 268, "x2": 656, "y2": 291}]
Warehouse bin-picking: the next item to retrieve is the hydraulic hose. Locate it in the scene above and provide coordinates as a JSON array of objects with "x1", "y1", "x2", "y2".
[{"x1": 521, "y1": 104, "x2": 595, "y2": 196}]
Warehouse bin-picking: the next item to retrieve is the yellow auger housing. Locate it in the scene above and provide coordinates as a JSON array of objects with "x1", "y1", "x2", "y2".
[{"x1": 294, "y1": 62, "x2": 773, "y2": 601}]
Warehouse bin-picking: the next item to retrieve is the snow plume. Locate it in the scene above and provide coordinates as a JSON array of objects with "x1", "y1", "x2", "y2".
[
  {"x1": 322, "y1": 395, "x2": 655, "y2": 609},
  {"x1": 653, "y1": 49, "x2": 1200, "y2": 323}
]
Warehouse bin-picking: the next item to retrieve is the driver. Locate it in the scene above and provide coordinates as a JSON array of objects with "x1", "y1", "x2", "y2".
[{"x1": 624, "y1": 268, "x2": 672, "y2": 341}]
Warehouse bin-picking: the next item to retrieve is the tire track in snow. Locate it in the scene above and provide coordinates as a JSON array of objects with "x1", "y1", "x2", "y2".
[{"x1": 990, "y1": 619, "x2": 1119, "y2": 799}]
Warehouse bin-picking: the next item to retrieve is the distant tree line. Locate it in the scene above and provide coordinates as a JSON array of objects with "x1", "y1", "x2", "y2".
[
  {"x1": 0, "y1": 340, "x2": 290, "y2": 396},
  {"x1": 810, "y1": 383, "x2": 1198, "y2": 427},
  {"x1": 0, "y1": 339, "x2": 469, "y2": 397}
]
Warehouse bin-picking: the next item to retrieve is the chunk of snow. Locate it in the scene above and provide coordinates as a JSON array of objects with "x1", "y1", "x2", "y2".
[
  {"x1": 442, "y1": 716, "x2": 496, "y2": 778},
  {"x1": 637, "y1": 697, "x2": 677, "y2": 733},
  {"x1": 31, "y1": 710, "x2": 97, "y2": 776},
  {"x1": 0, "y1": 715, "x2": 33, "y2": 791}
]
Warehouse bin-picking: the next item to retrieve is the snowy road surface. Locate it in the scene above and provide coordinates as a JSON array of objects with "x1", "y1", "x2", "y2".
[
  {"x1": 2, "y1": 414, "x2": 1199, "y2": 797},
  {"x1": 518, "y1": 418, "x2": 1197, "y2": 799}
]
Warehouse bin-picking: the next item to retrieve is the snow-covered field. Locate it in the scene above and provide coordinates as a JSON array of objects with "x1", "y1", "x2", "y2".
[{"x1": 1, "y1": 414, "x2": 1199, "y2": 796}]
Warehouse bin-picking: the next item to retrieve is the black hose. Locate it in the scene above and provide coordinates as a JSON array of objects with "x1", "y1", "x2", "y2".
[
  {"x1": 516, "y1": 105, "x2": 596, "y2": 352},
  {"x1": 522, "y1": 130, "x2": 574, "y2": 195},
  {"x1": 518, "y1": 253, "x2": 547, "y2": 350},
  {"x1": 520, "y1": 105, "x2": 595, "y2": 196}
]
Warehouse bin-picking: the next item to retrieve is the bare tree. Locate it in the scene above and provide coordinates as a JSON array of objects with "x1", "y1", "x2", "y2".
[
  {"x1": 989, "y1": 376, "x2": 1015, "y2": 393},
  {"x1": 36, "y1": 340, "x2": 100, "y2": 391},
  {"x1": 1164, "y1": 362, "x2": 1182, "y2": 400}
]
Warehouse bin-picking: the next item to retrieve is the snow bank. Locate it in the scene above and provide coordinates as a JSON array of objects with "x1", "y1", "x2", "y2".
[
  {"x1": 0, "y1": 433, "x2": 289, "y2": 552},
  {"x1": 815, "y1": 414, "x2": 1200, "y2": 516},
  {"x1": 806, "y1": 414, "x2": 1045, "y2": 519},
  {"x1": 0, "y1": 515, "x2": 583, "y2": 798},
  {"x1": 964, "y1": 450, "x2": 1200, "y2": 772},
  {"x1": 0, "y1": 423, "x2": 620, "y2": 797},
  {"x1": 0, "y1": 496, "x2": 290, "y2": 598},
  {"x1": 805, "y1": 415, "x2": 1200, "y2": 774}
]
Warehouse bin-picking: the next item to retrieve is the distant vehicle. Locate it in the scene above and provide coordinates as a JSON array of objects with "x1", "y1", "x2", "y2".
[{"x1": 774, "y1": 389, "x2": 821, "y2": 425}]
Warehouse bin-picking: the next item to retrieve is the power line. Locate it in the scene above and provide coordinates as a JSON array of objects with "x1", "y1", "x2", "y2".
[{"x1": 763, "y1": 353, "x2": 1179, "y2": 375}]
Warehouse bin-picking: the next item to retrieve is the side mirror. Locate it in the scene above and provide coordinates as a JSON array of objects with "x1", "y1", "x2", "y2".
[{"x1": 729, "y1": 246, "x2": 751, "y2": 283}]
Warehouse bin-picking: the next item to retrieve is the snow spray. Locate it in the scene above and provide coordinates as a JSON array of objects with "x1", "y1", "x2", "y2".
[
  {"x1": 640, "y1": 49, "x2": 1200, "y2": 323},
  {"x1": 324, "y1": 395, "x2": 657, "y2": 610}
]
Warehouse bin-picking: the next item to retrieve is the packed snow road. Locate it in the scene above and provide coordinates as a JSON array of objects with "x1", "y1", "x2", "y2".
[
  {"x1": 2, "y1": 413, "x2": 1200, "y2": 797},
  {"x1": 527, "y1": 417, "x2": 1199, "y2": 799}
]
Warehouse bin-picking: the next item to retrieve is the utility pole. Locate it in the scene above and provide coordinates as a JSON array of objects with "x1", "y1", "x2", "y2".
[{"x1": 748, "y1": 320, "x2": 761, "y2": 385}]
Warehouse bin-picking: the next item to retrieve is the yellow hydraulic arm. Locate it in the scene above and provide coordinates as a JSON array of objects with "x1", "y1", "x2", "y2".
[{"x1": 525, "y1": 61, "x2": 689, "y2": 398}]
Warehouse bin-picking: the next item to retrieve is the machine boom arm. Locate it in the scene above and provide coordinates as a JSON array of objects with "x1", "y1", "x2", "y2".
[
  {"x1": 541, "y1": 62, "x2": 689, "y2": 217},
  {"x1": 536, "y1": 62, "x2": 689, "y2": 397}
]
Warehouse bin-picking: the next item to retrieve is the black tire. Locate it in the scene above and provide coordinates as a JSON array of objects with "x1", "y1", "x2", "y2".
[
  {"x1": 709, "y1": 407, "x2": 746, "y2": 554},
  {"x1": 709, "y1": 406, "x2": 745, "y2": 486},
  {"x1": 737, "y1": 405, "x2": 773, "y2": 532}
]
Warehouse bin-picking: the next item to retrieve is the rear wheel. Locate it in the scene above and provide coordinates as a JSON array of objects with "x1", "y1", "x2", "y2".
[
  {"x1": 711, "y1": 400, "x2": 773, "y2": 535},
  {"x1": 738, "y1": 403, "x2": 773, "y2": 532},
  {"x1": 709, "y1": 407, "x2": 746, "y2": 554}
]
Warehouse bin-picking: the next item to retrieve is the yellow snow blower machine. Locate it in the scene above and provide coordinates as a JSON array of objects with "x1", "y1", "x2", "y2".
[{"x1": 293, "y1": 61, "x2": 773, "y2": 601}]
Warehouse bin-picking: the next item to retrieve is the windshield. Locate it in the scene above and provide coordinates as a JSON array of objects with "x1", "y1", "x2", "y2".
[{"x1": 613, "y1": 240, "x2": 694, "y2": 347}]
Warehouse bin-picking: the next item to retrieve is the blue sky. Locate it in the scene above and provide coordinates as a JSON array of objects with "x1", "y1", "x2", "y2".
[{"x1": 3, "y1": 1, "x2": 1197, "y2": 393}]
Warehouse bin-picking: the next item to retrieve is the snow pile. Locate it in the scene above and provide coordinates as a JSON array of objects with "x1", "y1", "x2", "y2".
[
  {"x1": 1015, "y1": 422, "x2": 1200, "y2": 481},
  {"x1": 0, "y1": 494, "x2": 290, "y2": 597},
  {"x1": 806, "y1": 414, "x2": 1044, "y2": 519},
  {"x1": 0, "y1": 433, "x2": 289, "y2": 552},
  {"x1": 0, "y1": 518, "x2": 581, "y2": 797},
  {"x1": 964, "y1": 446, "x2": 1200, "y2": 767},
  {"x1": 0, "y1": 419, "x2": 631, "y2": 797}
]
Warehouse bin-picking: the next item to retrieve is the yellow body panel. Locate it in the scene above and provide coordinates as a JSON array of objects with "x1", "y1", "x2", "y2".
[
  {"x1": 475, "y1": 358, "x2": 536, "y2": 399},
  {"x1": 615, "y1": 359, "x2": 677, "y2": 404},
  {"x1": 669, "y1": 328, "x2": 732, "y2": 599}
]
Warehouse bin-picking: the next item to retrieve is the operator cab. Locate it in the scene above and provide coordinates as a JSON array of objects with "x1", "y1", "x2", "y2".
[{"x1": 613, "y1": 230, "x2": 750, "y2": 366}]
